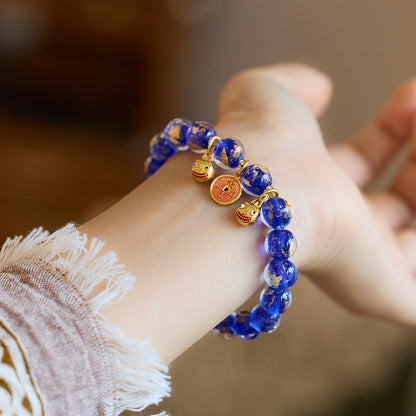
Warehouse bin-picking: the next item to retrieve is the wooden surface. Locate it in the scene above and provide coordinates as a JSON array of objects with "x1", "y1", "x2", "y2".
[{"x1": 0, "y1": 0, "x2": 176, "y2": 130}]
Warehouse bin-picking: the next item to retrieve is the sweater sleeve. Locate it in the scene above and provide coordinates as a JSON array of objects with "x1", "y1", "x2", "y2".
[{"x1": 0, "y1": 224, "x2": 170, "y2": 415}]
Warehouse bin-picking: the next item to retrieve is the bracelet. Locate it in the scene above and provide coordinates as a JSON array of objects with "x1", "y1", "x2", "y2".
[{"x1": 144, "y1": 118, "x2": 297, "y2": 340}]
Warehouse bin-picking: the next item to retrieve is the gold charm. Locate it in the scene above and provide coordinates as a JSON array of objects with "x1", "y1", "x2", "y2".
[
  {"x1": 210, "y1": 174, "x2": 243, "y2": 205},
  {"x1": 192, "y1": 160, "x2": 215, "y2": 182},
  {"x1": 234, "y1": 187, "x2": 279, "y2": 226},
  {"x1": 191, "y1": 136, "x2": 220, "y2": 183},
  {"x1": 235, "y1": 201, "x2": 261, "y2": 225},
  {"x1": 209, "y1": 159, "x2": 250, "y2": 205}
]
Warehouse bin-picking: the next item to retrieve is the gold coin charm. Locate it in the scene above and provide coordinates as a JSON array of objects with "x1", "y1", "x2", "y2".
[{"x1": 210, "y1": 174, "x2": 242, "y2": 205}]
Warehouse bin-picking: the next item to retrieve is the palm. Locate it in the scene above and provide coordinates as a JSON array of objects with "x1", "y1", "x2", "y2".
[
  {"x1": 326, "y1": 91, "x2": 416, "y2": 322},
  {"x1": 217, "y1": 64, "x2": 416, "y2": 325}
]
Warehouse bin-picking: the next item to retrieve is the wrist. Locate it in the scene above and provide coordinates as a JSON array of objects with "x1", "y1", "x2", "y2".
[
  {"x1": 79, "y1": 151, "x2": 264, "y2": 362},
  {"x1": 78, "y1": 139, "x2": 325, "y2": 362}
]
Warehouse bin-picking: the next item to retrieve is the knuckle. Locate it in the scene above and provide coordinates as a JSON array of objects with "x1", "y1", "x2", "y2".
[
  {"x1": 219, "y1": 68, "x2": 294, "y2": 123},
  {"x1": 224, "y1": 67, "x2": 289, "y2": 100},
  {"x1": 226, "y1": 68, "x2": 266, "y2": 89}
]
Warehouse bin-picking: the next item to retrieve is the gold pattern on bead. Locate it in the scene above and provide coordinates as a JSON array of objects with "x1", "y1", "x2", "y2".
[{"x1": 167, "y1": 125, "x2": 181, "y2": 146}]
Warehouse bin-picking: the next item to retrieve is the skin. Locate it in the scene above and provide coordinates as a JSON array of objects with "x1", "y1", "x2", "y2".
[{"x1": 79, "y1": 63, "x2": 416, "y2": 365}]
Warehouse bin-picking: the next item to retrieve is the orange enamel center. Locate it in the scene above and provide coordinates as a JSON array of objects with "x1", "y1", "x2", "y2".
[{"x1": 210, "y1": 175, "x2": 242, "y2": 205}]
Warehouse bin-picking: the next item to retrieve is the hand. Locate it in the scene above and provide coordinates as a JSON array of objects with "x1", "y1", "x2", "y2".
[
  {"x1": 79, "y1": 63, "x2": 416, "y2": 364},
  {"x1": 216, "y1": 63, "x2": 416, "y2": 324}
]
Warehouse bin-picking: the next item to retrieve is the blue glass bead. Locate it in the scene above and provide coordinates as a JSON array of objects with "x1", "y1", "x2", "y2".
[
  {"x1": 212, "y1": 138, "x2": 245, "y2": 169},
  {"x1": 264, "y1": 259, "x2": 297, "y2": 289},
  {"x1": 149, "y1": 133, "x2": 176, "y2": 162},
  {"x1": 240, "y1": 164, "x2": 273, "y2": 196},
  {"x1": 186, "y1": 121, "x2": 217, "y2": 153},
  {"x1": 264, "y1": 229, "x2": 297, "y2": 259},
  {"x1": 213, "y1": 314, "x2": 235, "y2": 338},
  {"x1": 231, "y1": 311, "x2": 259, "y2": 340},
  {"x1": 144, "y1": 156, "x2": 165, "y2": 177},
  {"x1": 261, "y1": 197, "x2": 292, "y2": 229},
  {"x1": 164, "y1": 118, "x2": 192, "y2": 150},
  {"x1": 250, "y1": 304, "x2": 281, "y2": 333},
  {"x1": 260, "y1": 287, "x2": 292, "y2": 314}
]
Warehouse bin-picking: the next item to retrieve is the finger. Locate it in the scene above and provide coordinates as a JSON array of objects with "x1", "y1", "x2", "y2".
[
  {"x1": 329, "y1": 79, "x2": 416, "y2": 188},
  {"x1": 217, "y1": 63, "x2": 333, "y2": 122},
  {"x1": 397, "y1": 228, "x2": 416, "y2": 271},
  {"x1": 367, "y1": 191, "x2": 414, "y2": 230}
]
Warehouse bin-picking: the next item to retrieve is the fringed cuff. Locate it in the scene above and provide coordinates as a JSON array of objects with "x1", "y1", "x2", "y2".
[{"x1": 0, "y1": 224, "x2": 170, "y2": 415}]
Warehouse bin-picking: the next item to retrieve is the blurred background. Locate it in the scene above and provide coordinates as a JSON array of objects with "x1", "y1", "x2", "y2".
[{"x1": 0, "y1": 0, "x2": 415, "y2": 415}]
